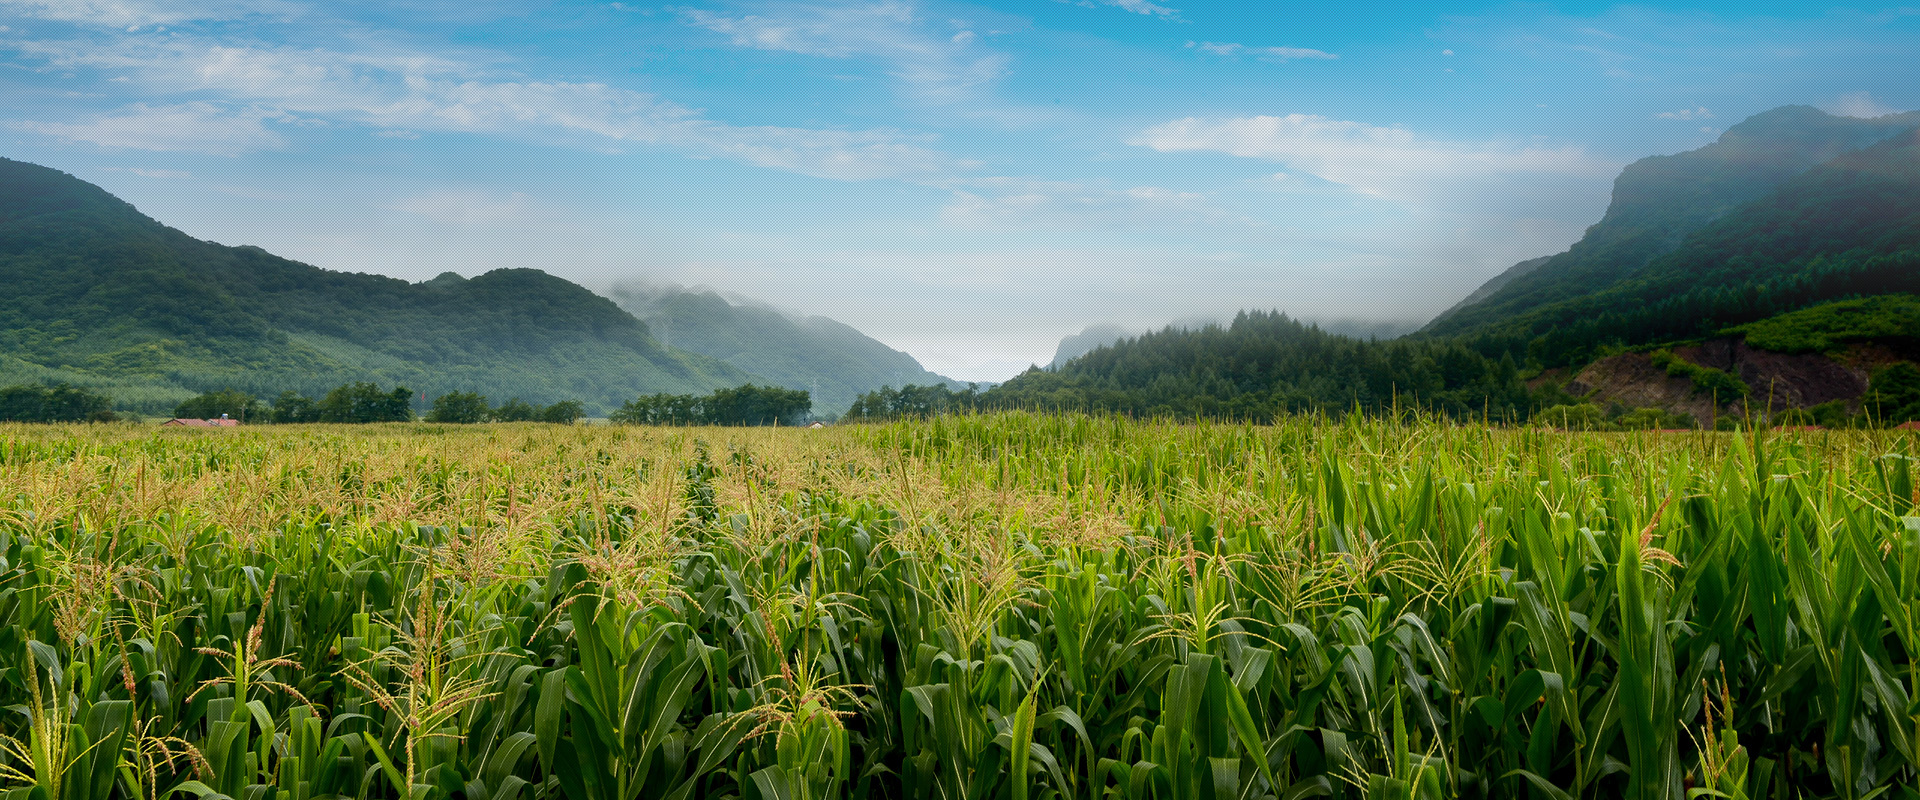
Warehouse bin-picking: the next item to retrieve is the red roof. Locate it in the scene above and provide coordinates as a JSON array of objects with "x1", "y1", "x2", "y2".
[
  {"x1": 1896, "y1": 421, "x2": 1920, "y2": 431},
  {"x1": 162, "y1": 418, "x2": 240, "y2": 427}
]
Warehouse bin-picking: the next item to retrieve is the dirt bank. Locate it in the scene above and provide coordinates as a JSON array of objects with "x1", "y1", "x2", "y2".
[{"x1": 1565, "y1": 337, "x2": 1870, "y2": 420}]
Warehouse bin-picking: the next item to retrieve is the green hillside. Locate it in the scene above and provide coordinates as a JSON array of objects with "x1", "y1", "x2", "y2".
[
  {"x1": 0, "y1": 158, "x2": 752, "y2": 414},
  {"x1": 1424, "y1": 106, "x2": 1920, "y2": 335},
  {"x1": 984, "y1": 312, "x2": 1534, "y2": 420},
  {"x1": 606, "y1": 285, "x2": 953, "y2": 414},
  {"x1": 1465, "y1": 123, "x2": 1920, "y2": 366}
]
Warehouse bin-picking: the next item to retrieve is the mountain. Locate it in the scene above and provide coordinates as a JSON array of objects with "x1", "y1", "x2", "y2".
[
  {"x1": 980, "y1": 105, "x2": 1920, "y2": 424},
  {"x1": 1425, "y1": 106, "x2": 1920, "y2": 336},
  {"x1": 605, "y1": 284, "x2": 954, "y2": 413},
  {"x1": 1456, "y1": 119, "x2": 1920, "y2": 367},
  {"x1": 1051, "y1": 324, "x2": 1136, "y2": 368},
  {"x1": 0, "y1": 158, "x2": 751, "y2": 414}
]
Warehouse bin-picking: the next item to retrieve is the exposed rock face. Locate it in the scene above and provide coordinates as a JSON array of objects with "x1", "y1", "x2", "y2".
[
  {"x1": 1566, "y1": 353, "x2": 1720, "y2": 421},
  {"x1": 1566, "y1": 338, "x2": 1870, "y2": 420}
]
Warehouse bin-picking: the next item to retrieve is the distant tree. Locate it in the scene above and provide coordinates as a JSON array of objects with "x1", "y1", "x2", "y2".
[
  {"x1": 844, "y1": 382, "x2": 980, "y2": 421},
  {"x1": 428, "y1": 391, "x2": 491, "y2": 423},
  {"x1": 270, "y1": 391, "x2": 318, "y2": 424},
  {"x1": 174, "y1": 389, "x2": 266, "y2": 422},
  {"x1": 611, "y1": 393, "x2": 696, "y2": 425},
  {"x1": 317, "y1": 382, "x2": 415, "y2": 423},
  {"x1": 539, "y1": 400, "x2": 585, "y2": 425},
  {"x1": 704, "y1": 384, "x2": 810, "y2": 426},
  {"x1": 45, "y1": 384, "x2": 116, "y2": 422},
  {"x1": 610, "y1": 385, "x2": 809, "y2": 426},
  {"x1": 0, "y1": 383, "x2": 115, "y2": 422},
  {"x1": 378, "y1": 386, "x2": 415, "y2": 423},
  {"x1": 492, "y1": 398, "x2": 539, "y2": 422},
  {"x1": 0, "y1": 385, "x2": 46, "y2": 422}
]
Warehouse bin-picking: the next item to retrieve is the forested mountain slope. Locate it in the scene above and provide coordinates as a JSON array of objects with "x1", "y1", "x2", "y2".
[
  {"x1": 979, "y1": 107, "x2": 1920, "y2": 424},
  {"x1": 1466, "y1": 123, "x2": 1920, "y2": 366},
  {"x1": 1424, "y1": 106, "x2": 1920, "y2": 336},
  {"x1": 986, "y1": 312, "x2": 1533, "y2": 420},
  {"x1": 0, "y1": 158, "x2": 751, "y2": 413},
  {"x1": 606, "y1": 286, "x2": 953, "y2": 414}
]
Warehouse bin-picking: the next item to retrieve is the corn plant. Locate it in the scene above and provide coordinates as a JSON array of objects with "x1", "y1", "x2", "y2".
[{"x1": 0, "y1": 416, "x2": 1917, "y2": 798}]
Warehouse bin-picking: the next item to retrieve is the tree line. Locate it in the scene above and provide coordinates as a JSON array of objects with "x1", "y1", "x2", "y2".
[
  {"x1": 609, "y1": 383, "x2": 811, "y2": 426},
  {"x1": 172, "y1": 383, "x2": 585, "y2": 424},
  {"x1": 959, "y1": 311, "x2": 1538, "y2": 422},
  {"x1": 424, "y1": 391, "x2": 584, "y2": 424},
  {"x1": 0, "y1": 383, "x2": 117, "y2": 422},
  {"x1": 842, "y1": 308, "x2": 1920, "y2": 428},
  {"x1": 843, "y1": 382, "x2": 984, "y2": 421}
]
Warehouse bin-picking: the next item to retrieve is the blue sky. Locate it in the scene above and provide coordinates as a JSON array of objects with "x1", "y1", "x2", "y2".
[{"x1": 2, "y1": 1, "x2": 1915, "y2": 381}]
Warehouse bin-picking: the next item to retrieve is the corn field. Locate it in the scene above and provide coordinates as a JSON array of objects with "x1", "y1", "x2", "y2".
[{"x1": 0, "y1": 414, "x2": 1917, "y2": 800}]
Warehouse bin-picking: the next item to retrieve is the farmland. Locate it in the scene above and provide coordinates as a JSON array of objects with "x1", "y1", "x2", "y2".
[{"x1": 0, "y1": 415, "x2": 1916, "y2": 799}]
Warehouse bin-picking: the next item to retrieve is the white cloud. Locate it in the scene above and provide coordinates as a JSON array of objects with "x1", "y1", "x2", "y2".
[
  {"x1": 11, "y1": 102, "x2": 288, "y2": 155},
  {"x1": 1189, "y1": 41, "x2": 1337, "y2": 61},
  {"x1": 1655, "y1": 106, "x2": 1711, "y2": 120},
  {"x1": 1075, "y1": 0, "x2": 1177, "y2": 18},
  {"x1": 1131, "y1": 113, "x2": 1613, "y2": 207},
  {"x1": 0, "y1": 0, "x2": 298, "y2": 27},
  {"x1": 1828, "y1": 90, "x2": 1899, "y2": 119},
  {"x1": 935, "y1": 176, "x2": 1241, "y2": 232},
  {"x1": 7, "y1": 33, "x2": 964, "y2": 180},
  {"x1": 676, "y1": 1, "x2": 1008, "y2": 103}
]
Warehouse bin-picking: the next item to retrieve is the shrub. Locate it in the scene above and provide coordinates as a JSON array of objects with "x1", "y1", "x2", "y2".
[
  {"x1": 1535, "y1": 403, "x2": 1608, "y2": 430},
  {"x1": 1649, "y1": 349, "x2": 1749, "y2": 400}
]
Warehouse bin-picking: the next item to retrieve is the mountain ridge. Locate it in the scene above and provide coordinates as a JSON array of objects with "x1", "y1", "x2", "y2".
[
  {"x1": 605, "y1": 284, "x2": 956, "y2": 414},
  {"x1": 0, "y1": 157, "x2": 753, "y2": 414},
  {"x1": 978, "y1": 105, "x2": 1920, "y2": 424},
  {"x1": 1423, "y1": 105, "x2": 1920, "y2": 336}
]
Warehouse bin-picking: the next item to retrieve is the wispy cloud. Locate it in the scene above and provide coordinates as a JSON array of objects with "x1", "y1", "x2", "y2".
[
  {"x1": 676, "y1": 1, "x2": 1008, "y2": 103},
  {"x1": 1827, "y1": 90, "x2": 1900, "y2": 118},
  {"x1": 0, "y1": 0, "x2": 300, "y2": 27},
  {"x1": 1654, "y1": 106, "x2": 1711, "y2": 119},
  {"x1": 5, "y1": 31, "x2": 964, "y2": 179},
  {"x1": 935, "y1": 176, "x2": 1244, "y2": 232},
  {"x1": 11, "y1": 101, "x2": 289, "y2": 155},
  {"x1": 1070, "y1": 0, "x2": 1177, "y2": 19},
  {"x1": 1131, "y1": 113, "x2": 1613, "y2": 207},
  {"x1": 1188, "y1": 41, "x2": 1337, "y2": 61}
]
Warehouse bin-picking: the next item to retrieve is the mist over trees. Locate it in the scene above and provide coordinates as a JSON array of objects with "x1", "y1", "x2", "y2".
[{"x1": 605, "y1": 281, "x2": 953, "y2": 414}]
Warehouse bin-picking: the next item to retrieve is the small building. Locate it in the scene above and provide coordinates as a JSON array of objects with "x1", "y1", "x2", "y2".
[
  {"x1": 1896, "y1": 421, "x2": 1920, "y2": 431},
  {"x1": 162, "y1": 418, "x2": 240, "y2": 428},
  {"x1": 805, "y1": 421, "x2": 828, "y2": 430}
]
